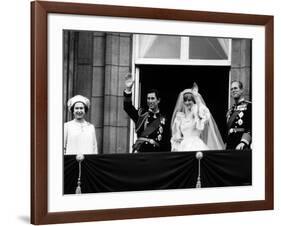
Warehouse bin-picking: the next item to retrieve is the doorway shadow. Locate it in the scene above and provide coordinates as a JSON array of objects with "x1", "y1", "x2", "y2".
[{"x1": 139, "y1": 65, "x2": 230, "y2": 142}]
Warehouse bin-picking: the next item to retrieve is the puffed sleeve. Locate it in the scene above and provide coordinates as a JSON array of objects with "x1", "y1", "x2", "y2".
[
  {"x1": 92, "y1": 124, "x2": 98, "y2": 154},
  {"x1": 196, "y1": 104, "x2": 210, "y2": 131},
  {"x1": 171, "y1": 112, "x2": 183, "y2": 151},
  {"x1": 63, "y1": 123, "x2": 68, "y2": 154}
]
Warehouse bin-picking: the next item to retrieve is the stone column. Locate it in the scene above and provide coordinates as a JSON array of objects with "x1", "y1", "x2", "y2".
[
  {"x1": 230, "y1": 39, "x2": 251, "y2": 105},
  {"x1": 103, "y1": 33, "x2": 132, "y2": 154},
  {"x1": 90, "y1": 32, "x2": 106, "y2": 154},
  {"x1": 74, "y1": 31, "x2": 94, "y2": 122}
]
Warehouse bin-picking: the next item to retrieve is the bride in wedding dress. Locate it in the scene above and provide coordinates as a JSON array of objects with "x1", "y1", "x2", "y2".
[{"x1": 170, "y1": 83, "x2": 225, "y2": 152}]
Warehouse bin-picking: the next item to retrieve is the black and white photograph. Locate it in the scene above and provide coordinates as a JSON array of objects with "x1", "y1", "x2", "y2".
[
  {"x1": 63, "y1": 30, "x2": 252, "y2": 194},
  {"x1": 29, "y1": 1, "x2": 274, "y2": 224}
]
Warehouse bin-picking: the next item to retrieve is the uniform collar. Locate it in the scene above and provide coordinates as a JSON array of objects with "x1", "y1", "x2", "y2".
[
  {"x1": 148, "y1": 109, "x2": 160, "y2": 114},
  {"x1": 148, "y1": 109, "x2": 160, "y2": 118},
  {"x1": 237, "y1": 97, "x2": 245, "y2": 104},
  {"x1": 233, "y1": 97, "x2": 245, "y2": 106}
]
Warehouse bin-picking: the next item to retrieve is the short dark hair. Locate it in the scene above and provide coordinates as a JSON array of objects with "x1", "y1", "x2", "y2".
[
  {"x1": 146, "y1": 89, "x2": 160, "y2": 100},
  {"x1": 70, "y1": 102, "x2": 89, "y2": 113},
  {"x1": 231, "y1": 80, "x2": 243, "y2": 89}
]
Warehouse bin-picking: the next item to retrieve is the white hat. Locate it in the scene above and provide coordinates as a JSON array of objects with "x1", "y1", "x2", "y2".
[{"x1": 67, "y1": 95, "x2": 90, "y2": 111}]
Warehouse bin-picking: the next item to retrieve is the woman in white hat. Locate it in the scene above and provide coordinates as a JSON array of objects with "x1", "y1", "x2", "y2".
[{"x1": 64, "y1": 95, "x2": 98, "y2": 157}]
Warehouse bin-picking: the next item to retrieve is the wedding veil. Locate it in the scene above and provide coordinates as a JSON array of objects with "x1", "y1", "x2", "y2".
[{"x1": 171, "y1": 84, "x2": 225, "y2": 150}]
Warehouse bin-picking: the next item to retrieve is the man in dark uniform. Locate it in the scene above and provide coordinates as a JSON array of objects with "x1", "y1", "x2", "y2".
[
  {"x1": 226, "y1": 81, "x2": 252, "y2": 150},
  {"x1": 123, "y1": 74, "x2": 169, "y2": 153}
]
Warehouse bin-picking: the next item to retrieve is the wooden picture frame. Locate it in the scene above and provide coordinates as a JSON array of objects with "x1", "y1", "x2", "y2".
[{"x1": 31, "y1": 1, "x2": 274, "y2": 224}]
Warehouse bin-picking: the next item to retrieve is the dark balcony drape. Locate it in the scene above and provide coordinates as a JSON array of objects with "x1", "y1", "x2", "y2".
[{"x1": 64, "y1": 150, "x2": 251, "y2": 194}]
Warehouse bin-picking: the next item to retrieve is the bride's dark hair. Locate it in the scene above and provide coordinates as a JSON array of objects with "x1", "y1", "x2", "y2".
[{"x1": 183, "y1": 92, "x2": 195, "y2": 104}]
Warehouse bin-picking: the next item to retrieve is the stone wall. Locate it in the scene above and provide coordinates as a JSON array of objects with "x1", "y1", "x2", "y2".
[
  {"x1": 230, "y1": 39, "x2": 252, "y2": 105},
  {"x1": 64, "y1": 33, "x2": 251, "y2": 154},
  {"x1": 64, "y1": 31, "x2": 132, "y2": 154}
]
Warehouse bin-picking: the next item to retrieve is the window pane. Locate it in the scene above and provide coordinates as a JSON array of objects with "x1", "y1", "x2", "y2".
[
  {"x1": 189, "y1": 37, "x2": 229, "y2": 60},
  {"x1": 138, "y1": 35, "x2": 181, "y2": 59}
]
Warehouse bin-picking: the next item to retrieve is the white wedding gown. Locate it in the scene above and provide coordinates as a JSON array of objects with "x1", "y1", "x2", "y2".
[{"x1": 171, "y1": 112, "x2": 209, "y2": 152}]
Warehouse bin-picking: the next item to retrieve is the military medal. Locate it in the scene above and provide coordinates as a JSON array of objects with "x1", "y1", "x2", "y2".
[
  {"x1": 238, "y1": 119, "x2": 243, "y2": 125},
  {"x1": 157, "y1": 134, "x2": 162, "y2": 141},
  {"x1": 159, "y1": 126, "x2": 163, "y2": 133}
]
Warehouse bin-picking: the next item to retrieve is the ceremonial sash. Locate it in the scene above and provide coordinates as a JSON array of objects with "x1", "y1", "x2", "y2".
[
  {"x1": 133, "y1": 117, "x2": 163, "y2": 152},
  {"x1": 135, "y1": 111, "x2": 149, "y2": 133},
  {"x1": 227, "y1": 110, "x2": 240, "y2": 129},
  {"x1": 139, "y1": 117, "x2": 162, "y2": 138}
]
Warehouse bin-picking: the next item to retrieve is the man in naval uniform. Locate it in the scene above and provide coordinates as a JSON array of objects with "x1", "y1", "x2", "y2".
[
  {"x1": 226, "y1": 81, "x2": 252, "y2": 150},
  {"x1": 123, "y1": 74, "x2": 169, "y2": 153}
]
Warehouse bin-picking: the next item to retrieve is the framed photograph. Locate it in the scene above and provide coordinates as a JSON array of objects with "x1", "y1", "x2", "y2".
[{"x1": 31, "y1": 1, "x2": 274, "y2": 224}]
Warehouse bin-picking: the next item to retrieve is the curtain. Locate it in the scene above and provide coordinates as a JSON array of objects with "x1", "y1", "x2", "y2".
[
  {"x1": 206, "y1": 38, "x2": 229, "y2": 58},
  {"x1": 138, "y1": 35, "x2": 158, "y2": 58},
  {"x1": 64, "y1": 150, "x2": 251, "y2": 194},
  {"x1": 217, "y1": 38, "x2": 229, "y2": 57}
]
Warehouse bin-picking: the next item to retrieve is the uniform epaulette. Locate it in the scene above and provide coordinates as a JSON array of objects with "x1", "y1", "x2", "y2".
[{"x1": 244, "y1": 100, "x2": 252, "y2": 104}]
